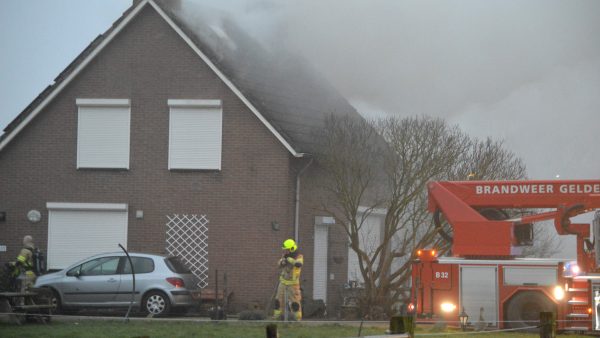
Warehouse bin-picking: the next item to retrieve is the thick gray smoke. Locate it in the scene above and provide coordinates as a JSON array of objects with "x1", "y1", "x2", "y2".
[
  {"x1": 180, "y1": 0, "x2": 599, "y2": 258},
  {"x1": 183, "y1": 0, "x2": 600, "y2": 181}
]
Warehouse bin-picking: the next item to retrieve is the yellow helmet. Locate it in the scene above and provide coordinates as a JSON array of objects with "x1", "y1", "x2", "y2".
[{"x1": 282, "y1": 239, "x2": 297, "y2": 252}]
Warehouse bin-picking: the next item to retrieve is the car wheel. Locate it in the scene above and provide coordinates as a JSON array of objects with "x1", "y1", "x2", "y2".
[
  {"x1": 143, "y1": 291, "x2": 171, "y2": 317},
  {"x1": 49, "y1": 289, "x2": 62, "y2": 315},
  {"x1": 505, "y1": 291, "x2": 555, "y2": 330}
]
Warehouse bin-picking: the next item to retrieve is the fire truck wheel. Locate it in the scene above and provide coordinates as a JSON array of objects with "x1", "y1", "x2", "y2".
[{"x1": 505, "y1": 291, "x2": 555, "y2": 330}]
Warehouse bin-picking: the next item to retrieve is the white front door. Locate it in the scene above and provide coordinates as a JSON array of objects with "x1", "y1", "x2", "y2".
[{"x1": 313, "y1": 224, "x2": 329, "y2": 302}]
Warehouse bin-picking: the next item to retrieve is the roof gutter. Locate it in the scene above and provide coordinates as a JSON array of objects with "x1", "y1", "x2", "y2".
[{"x1": 294, "y1": 157, "x2": 313, "y2": 243}]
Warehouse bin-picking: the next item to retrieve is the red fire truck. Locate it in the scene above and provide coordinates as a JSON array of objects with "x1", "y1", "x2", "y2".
[{"x1": 411, "y1": 180, "x2": 600, "y2": 331}]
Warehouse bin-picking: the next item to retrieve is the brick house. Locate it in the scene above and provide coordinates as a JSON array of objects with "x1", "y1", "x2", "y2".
[{"x1": 0, "y1": 0, "x2": 367, "y2": 314}]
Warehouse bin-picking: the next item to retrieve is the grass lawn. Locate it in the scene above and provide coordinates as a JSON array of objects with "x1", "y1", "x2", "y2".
[
  {"x1": 0, "y1": 318, "x2": 592, "y2": 338},
  {"x1": 2, "y1": 319, "x2": 383, "y2": 338}
]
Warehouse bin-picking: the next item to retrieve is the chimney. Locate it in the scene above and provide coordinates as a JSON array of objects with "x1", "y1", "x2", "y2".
[
  {"x1": 170, "y1": 0, "x2": 183, "y2": 12},
  {"x1": 135, "y1": 0, "x2": 183, "y2": 12}
]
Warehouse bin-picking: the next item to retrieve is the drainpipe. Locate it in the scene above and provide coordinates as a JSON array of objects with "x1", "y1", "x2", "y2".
[{"x1": 294, "y1": 157, "x2": 313, "y2": 243}]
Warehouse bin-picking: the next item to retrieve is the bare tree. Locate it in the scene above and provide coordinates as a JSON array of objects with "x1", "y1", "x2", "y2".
[{"x1": 315, "y1": 114, "x2": 529, "y2": 317}]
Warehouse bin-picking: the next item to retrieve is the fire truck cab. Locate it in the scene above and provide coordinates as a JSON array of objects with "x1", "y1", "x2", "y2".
[{"x1": 411, "y1": 180, "x2": 600, "y2": 331}]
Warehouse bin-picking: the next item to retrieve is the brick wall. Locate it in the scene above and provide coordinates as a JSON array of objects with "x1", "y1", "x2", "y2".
[
  {"x1": 0, "y1": 6, "x2": 300, "y2": 311},
  {"x1": 297, "y1": 163, "x2": 350, "y2": 316}
]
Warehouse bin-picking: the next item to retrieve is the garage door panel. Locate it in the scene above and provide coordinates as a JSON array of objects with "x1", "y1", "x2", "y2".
[{"x1": 47, "y1": 206, "x2": 128, "y2": 269}]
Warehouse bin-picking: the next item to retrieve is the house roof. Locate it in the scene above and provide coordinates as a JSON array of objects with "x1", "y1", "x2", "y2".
[{"x1": 0, "y1": 0, "x2": 362, "y2": 156}]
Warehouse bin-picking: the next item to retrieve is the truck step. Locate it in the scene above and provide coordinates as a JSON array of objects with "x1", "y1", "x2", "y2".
[{"x1": 566, "y1": 313, "x2": 590, "y2": 318}]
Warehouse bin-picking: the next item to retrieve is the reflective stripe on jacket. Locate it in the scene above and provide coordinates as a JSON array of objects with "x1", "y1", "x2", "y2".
[
  {"x1": 17, "y1": 246, "x2": 34, "y2": 271},
  {"x1": 279, "y1": 253, "x2": 303, "y2": 285}
]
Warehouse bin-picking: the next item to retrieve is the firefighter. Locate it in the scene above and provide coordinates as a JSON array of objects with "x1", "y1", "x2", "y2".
[
  {"x1": 16, "y1": 235, "x2": 36, "y2": 292},
  {"x1": 273, "y1": 238, "x2": 304, "y2": 321}
]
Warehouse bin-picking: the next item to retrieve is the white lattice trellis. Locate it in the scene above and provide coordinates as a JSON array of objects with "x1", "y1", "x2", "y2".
[{"x1": 166, "y1": 214, "x2": 209, "y2": 288}]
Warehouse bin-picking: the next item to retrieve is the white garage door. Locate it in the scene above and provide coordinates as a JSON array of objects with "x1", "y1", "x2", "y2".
[{"x1": 47, "y1": 203, "x2": 128, "y2": 269}]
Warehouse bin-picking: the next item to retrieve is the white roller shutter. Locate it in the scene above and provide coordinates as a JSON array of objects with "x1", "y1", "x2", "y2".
[
  {"x1": 460, "y1": 266, "x2": 498, "y2": 325},
  {"x1": 348, "y1": 212, "x2": 383, "y2": 283},
  {"x1": 76, "y1": 99, "x2": 130, "y2": 169},
  {"x1": 313, "y1": 224, "x2": 329, "y2": 302},
  {"x1": 168, "y1": 99, "x2": 222, "y2": 170},
  {"x1": 47, "y1": 203, "x2": 128, "y2": 269}
]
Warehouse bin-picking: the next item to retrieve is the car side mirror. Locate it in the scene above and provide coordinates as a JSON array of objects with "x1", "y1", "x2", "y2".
[{"x1": 67, "y1": 270, "x2": 81, "y2": 278}]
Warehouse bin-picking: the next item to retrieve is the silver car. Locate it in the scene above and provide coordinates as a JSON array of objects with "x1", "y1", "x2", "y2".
[{"x1": 34, "y1": 252, "x2": 200, "y2": 316}]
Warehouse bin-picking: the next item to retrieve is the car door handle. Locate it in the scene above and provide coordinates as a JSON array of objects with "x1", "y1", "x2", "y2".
[{"x1": 107, "y1": 278, "x2": 118, "y2": 283}]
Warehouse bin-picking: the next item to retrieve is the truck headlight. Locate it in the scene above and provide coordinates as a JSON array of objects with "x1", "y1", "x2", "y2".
[
  {"x1": 553, "y1": 285, "x2": 565, "y2": 300},
  {"x1": 441, "y1": 302, "x2": 457, "y2": 313},
  {"x1": 564, "y1": 261, "x2": 580, "y2": 277}
]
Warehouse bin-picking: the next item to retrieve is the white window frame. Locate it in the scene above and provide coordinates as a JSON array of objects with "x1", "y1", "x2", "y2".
[
  {"x1": 46, "y1": 202, "x2": 128, "y2": 211},
  {"x1": 168, "y1": 99, "x2": 223, "y2": 170},
  {"x1": 76, "y1": 98, "x2": 131, "y2": 169}
]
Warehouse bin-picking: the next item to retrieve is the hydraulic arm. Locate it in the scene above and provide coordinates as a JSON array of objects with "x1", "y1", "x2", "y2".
[{"x1": 428, "y1": 180, "x2": 600, "y2": 268}]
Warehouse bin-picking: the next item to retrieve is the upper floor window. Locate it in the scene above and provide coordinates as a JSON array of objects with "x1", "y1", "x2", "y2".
[
  {"x1": 76, "y1": 99, "x2": 131, "y2": 169},
  {"x1": 168, "y1": 99, "x2": 222, "y2": 170}
]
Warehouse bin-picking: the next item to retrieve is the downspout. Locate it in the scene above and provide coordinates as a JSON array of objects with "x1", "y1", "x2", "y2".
[{"x1": 295, "y1": 157, "x2": 313, "y2": 242}]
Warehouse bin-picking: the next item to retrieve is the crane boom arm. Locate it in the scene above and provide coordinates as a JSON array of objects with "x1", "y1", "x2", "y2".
[
  {"x1": 429, "y1": 180, "x2": 600, "y2": 210},
  {"x1": 428, "y1": 180, "x2": 600, "y2": 260}
]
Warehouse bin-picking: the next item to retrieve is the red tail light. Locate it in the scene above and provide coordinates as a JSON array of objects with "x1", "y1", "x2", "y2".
[{"x1": 166, "y1": 277, "x2": 185, "y2": 288}]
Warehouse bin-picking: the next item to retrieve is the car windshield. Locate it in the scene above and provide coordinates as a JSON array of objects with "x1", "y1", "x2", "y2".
[{"x1": 165, "y1": 257, "x2": 191, "y2": 273}]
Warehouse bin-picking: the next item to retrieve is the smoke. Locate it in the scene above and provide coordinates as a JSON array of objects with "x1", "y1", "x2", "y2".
[
  {"x1": 179, "y1": 0, "x2": 599, "y2": 259},
  {"x1": 453, "y1": 59, "x2": 600, "y2": 179},
  {"x1": 187, "y1": 0, "x2": 600, "y2": 180}
]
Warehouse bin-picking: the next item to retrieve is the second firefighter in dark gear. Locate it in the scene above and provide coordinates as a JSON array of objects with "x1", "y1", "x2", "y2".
[
  {"x1": 273, "y1": 238, "x2": 303, "y2": 321},
  {"x1": 16, "y1": 235, "x2": 37, "y2": 292}
]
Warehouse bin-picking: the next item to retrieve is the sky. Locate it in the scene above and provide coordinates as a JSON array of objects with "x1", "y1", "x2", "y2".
[{"x1": 1, "y1": 0, "x2": 599, "y2": 257}]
